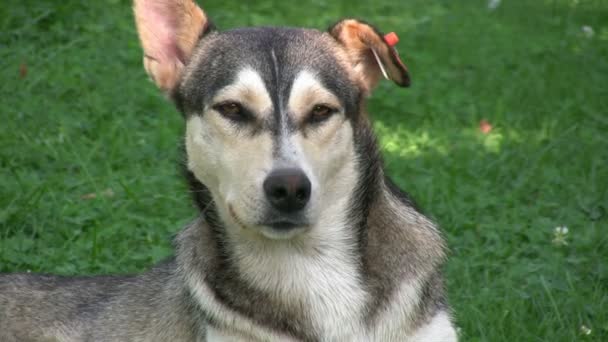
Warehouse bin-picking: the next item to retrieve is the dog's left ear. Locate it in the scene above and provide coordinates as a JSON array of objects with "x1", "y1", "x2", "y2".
[
  {"x1": 133, "y1": 0, "x2": 211, "y2": 93},
  {"x1": 329, "y1": 19, "x2": 410, "y2": 92}
]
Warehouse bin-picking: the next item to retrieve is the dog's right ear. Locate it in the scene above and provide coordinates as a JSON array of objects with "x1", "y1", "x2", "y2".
[
  {"x1": 329, "y1": 19, "x2": 410, "y2": 93},
  {"x1": 133, "y1": 0, "x2": 211, "y2": 93}
]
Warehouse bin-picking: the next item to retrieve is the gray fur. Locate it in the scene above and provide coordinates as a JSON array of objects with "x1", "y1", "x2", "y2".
[{"x1": 0, "y1": 261, "x2": 205, "y2": 341}]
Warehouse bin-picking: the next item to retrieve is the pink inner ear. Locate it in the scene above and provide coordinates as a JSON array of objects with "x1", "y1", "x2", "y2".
[{"x1": 140, "y1": 3, "x2": 183, "y2": 64}]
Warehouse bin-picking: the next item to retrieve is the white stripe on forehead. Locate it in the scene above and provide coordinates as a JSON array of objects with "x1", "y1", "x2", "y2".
[
  {"x1": 274, "y1": 70, "x2": 342, "y2": 170},
  {"x1": 288, "y1": 70, "x2": 341, "y2": 121},
  {"x1": 212, "y1": 68, "x2": 273, "y2": 116}
]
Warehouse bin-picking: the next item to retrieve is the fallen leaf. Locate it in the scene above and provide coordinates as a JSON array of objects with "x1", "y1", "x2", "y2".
[
  {"x1": 479, "y1": 119, "x2": 493, "y2": 134},
  {"x1": 102, "y1": 188, "x2": 115, "y2": 198},
  {"x1": 81, "y1": 193, "x2": 97, "y2": 200},
  {"x1": 81, "y1": 188, "x2": 114, "y2": 200},
  {"x1": 19, "y1": 63, "x2": 28, "y2": 79}
]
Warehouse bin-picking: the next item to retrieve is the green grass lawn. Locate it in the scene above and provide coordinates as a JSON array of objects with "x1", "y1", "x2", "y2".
[{"x1": 1, "y1": 0, "x2": 607, "y2": 340}]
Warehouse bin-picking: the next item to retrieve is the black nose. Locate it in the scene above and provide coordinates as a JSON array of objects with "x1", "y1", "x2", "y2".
[{"x1": 263, "y1": 168, "x2": 311, "y2": 213}]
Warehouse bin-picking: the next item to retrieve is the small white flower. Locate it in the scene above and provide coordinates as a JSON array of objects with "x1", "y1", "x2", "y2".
[
  {"x1": 580, "y1": 324, "x2": 592, "y2": 335},
  {"x1": 582, "y1": 26, "x2": 595, "y2": 38},
  {"x1": 488, "y1": 0, "x2": 501, "y2": 10},
  {"x1": 552, "y1": 226, "x2": 569, "y2": 246}
]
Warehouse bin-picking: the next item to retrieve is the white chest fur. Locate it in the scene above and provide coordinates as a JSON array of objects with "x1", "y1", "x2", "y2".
[
  {"x1": 203, "y1": 285, "x2": 457, "y2": 342},
  {"x1": 189, "y1": 238, "x2": 457, "y2": 341},
  {"x1": 232, "y1": 229, "x2": 369, "y2": 340}
]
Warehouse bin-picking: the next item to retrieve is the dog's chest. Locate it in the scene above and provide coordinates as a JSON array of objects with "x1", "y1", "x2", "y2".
[
  {"x1": 204, "y1": 271, "x2": 448, "y2": 342},
  {"x1": 190, "y1": 229, "x2": 453, "y2": 341},
  {"x1": 237, "y1": 244, "x2": 369, "y2": 339}
]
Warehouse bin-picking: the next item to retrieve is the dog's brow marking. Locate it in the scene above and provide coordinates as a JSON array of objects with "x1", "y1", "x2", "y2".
[
  {"x1": 212, "y1": 68, "x2": 272, "y2": 116},
  {"x1": 288, "y1": 71, "x2": 341, "y2": 123}
]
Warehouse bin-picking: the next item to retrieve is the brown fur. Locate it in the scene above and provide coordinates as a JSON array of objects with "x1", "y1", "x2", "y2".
[{"x1": 363, "y1": 180, "x2": 447, "y2": 323}]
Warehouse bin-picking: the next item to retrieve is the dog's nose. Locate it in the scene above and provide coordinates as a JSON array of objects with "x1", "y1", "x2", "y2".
[{"x1": 263, "y1": 168, "x2": 311, "y2": 213}]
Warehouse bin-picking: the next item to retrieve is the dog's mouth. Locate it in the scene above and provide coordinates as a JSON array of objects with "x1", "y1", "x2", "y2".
[
  {"x1": 256, "y1": 216, "x2": 310, "y2": 240},
  {"x1": 260, "y1": 219, "x2": 309, "y2": 231},
  {"x1": 228, "y1": 204, "x2": 309, "y2": 239}
]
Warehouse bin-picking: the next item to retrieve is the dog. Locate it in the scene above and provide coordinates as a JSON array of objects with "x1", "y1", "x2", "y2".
[{"x1": 0, "y1": 0, "x2": 457, "y2": 340}]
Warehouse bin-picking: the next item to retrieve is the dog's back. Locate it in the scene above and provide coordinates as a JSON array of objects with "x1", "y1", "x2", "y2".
[
  {"x1": 0, "y1": 261, "x2": 204, "y2": 341},
  {"x1": 1, "y1": 273, "x2": 128, "y2": 341}
]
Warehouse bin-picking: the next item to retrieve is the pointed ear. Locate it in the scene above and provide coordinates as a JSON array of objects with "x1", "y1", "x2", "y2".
[
  {"x1": 329, "y1": 19, "x2": 410, "y2": 92},
  {"x1": 133, "y1": 0, "x2": 211, "y2": 93}
]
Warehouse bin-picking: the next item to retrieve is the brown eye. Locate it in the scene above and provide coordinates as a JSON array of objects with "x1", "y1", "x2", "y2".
[
  {"x1": 213, "y1": 102, "x2": 250, "y2": 122},
  {"x1": 309, "y1": 104, "x2": 336, "y2": 124}
]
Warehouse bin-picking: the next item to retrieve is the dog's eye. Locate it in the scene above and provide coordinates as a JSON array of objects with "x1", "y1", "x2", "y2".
[
  {"x1": 308, "y1": 105, "x2": 336, "y2": 124},
  {"x1": 213, "y1": 102, "x2": 250, "y2": 122}
]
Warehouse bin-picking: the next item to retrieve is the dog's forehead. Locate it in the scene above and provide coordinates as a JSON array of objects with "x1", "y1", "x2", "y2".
[
  {"x1": 207, "y1": 27, "x2": 340, "y2": 76},
  {"x1": 219, "y1": 27, "x2": 330, "y2": 56},
  {"x1": 179, "y1": 27, "x2": 358, "y2": 114}
]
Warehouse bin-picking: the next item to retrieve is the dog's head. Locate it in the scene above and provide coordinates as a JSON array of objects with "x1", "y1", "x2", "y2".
[{"x1": 134, "y1": 0, "x2": 409, "y2": 239}]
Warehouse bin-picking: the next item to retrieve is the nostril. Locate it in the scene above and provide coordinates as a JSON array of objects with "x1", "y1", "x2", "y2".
[
  {"x1": 272, "y1": 187, "x2": 288, "y2": 200},
  {"x1": 295, "y1": 188, "x2": 308, "y2": 202}
]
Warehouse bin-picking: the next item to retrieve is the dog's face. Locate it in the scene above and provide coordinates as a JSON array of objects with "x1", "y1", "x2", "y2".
[
  {"x1": 181, "y1": 29, "x2": 363, "y2": 239},
  {"x1": 134, "y1": 0, "x2": 409, "y2": 239}
]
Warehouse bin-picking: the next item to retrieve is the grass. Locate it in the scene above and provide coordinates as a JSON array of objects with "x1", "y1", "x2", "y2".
[{"x1": 1, "y1": 0, "x2": 607, "y2": 340}]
